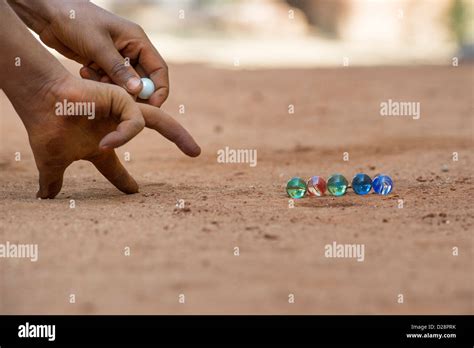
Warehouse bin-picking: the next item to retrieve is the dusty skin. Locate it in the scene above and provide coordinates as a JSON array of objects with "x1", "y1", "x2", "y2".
[{"x1": 0, "y1": 61, "x2": 473, "y2": 314}]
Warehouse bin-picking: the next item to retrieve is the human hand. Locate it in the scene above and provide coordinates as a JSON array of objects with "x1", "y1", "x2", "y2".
[
  {"x1": 9, "y1": 74, "x2": 200, "y2": 199},
  {"x1": 9, "y1": 0, "x2": 170, "y2": 106}
]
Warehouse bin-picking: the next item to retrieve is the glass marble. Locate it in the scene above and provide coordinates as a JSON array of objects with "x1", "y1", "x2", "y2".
[
  {"x1": 138, "y1": 77, "x2": 155, "y2": 100},
  {"x1": 372, "y1": 174, "x2": 393, "y2": 195},
  {"x1": 351, "y1": 173, "x2": 372, "y2": 195},
  {"x1": 327, "y1": 174, "x2": 348, "y2": 196},
  {"x1": 286, "y1": 177, "x2": 307, "y2": 199},
  {"x1": 307, "y1": 176, "x2": 327, "y2": 196}
]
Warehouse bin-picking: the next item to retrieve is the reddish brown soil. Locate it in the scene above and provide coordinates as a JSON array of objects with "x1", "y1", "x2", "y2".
[{"x1": 1, "y1": 62, "x2": 473, "y2": 314}]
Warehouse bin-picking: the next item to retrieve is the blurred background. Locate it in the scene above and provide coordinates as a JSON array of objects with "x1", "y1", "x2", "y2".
[{"x1": 90, "y1": 0, "x2": 474, "y2": 67}]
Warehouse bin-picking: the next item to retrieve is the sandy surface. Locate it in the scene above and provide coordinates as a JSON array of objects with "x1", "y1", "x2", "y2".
[{"x1": 1, "y1": 62, "x2": 473, "y2": 314}]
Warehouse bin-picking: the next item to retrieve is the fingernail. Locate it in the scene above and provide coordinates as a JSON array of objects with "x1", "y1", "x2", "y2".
[
  {"x1": 126, "y1": 77, "x2": 141, "y2": 92},
  {"x1": 99, "y1": 140, "x2": 111, "y2": 149}
]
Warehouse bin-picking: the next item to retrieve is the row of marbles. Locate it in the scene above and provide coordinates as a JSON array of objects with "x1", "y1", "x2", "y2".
[{"x1": 286, "y1": 174, "x2": 393, "y2": 199}]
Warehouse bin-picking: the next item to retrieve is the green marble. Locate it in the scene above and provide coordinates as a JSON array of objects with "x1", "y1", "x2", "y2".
[
  {"x1": 286, "y1": 177, "x2": 307, "y2": 199},
  {"x1": 327, "y1": 174, "x2": 348, "y2": 196}
]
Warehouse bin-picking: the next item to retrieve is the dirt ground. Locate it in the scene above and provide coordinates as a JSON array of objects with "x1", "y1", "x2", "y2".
[{"x1": 1, "y1": 61, "x2": 473, "y2": 314}]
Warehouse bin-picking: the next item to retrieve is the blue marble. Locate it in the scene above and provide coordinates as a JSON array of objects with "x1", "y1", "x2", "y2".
[
  {"x1": 351, "y1": 173, "x2": 372, "y2": 195},
  {"x1": 372, "y1": 174, "x2": 393, "y2": 195}
]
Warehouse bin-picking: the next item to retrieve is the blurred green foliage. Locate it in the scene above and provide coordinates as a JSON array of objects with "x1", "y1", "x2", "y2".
[{"x1": 450, "y1": 0, "x2": 474, "y2": 44}]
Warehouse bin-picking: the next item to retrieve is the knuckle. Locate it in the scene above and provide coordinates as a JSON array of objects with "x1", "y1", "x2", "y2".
[
  {"x1": 114, "y1": 84, "x2": 134, "y2": 101},
  {"x1": 135, "y1": 116, "x2": 146, "y2": 130},
  {"x1": 109, "y1": 60, "x2": 132, "y2": 79},
  {"x1": 114, "y1": 84, "x2": 129, "y2": 95},
  {"x1": 108, "y1": 83, "x2": 126, "y2": 98},
  {"x1": 132, "y1": 23, "x2": 145, "y2": 36}
]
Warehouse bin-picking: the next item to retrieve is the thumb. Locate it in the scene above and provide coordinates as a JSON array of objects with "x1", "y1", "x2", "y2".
[{"x1": 92, "y1": 39, "x2": 142, "y2": 94}]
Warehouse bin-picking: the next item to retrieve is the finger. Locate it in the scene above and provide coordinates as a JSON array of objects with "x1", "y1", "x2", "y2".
[
  {"x1": 99, "y1": 88, "x2": 145, "y2": 149},
  {"x1": 82, "y1": 68, "x2": 138, "y2": 101},
  {"x1": 92, "y1": 39, "x2": 143, "y2": 94},
  {"x1": 80, "y1": 67, "x2": 113, "y2": 84},
  {"x1": 88, "y1": 150, "x2": 138, "y2": 194},
  {"x1": 139, "y1": 104, "x2": 201, "y2": 157},
  {"x1": 39, "y1": 27, "x2": 88, "y2": 64},
  {"x1": 138, "y1": 44, "x2": 169, "y2": 107},
  {"x1": 87, "y1": 62, "x2": 102, "y2": 71},
  {"x1": 100, "y1": 75, "x2": 112, "y2": 83},
  {"x1": 85, "y1": 63, "x2": 106, "y2": 76},
  {"x1": 135, "y1": 64, "x2": 146, "y2": 77},
  {"x1": 80, "y1": 66, "x2": 101, "y2": 81},
  {"x1": 36, "y1": 165, "x2": 67, "y2": 199}
]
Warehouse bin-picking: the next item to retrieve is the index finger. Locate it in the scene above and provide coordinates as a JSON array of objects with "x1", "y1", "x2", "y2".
[
  {"x1": 139, "y1": 104, "x2": 200, "y2": 157},
  {"x1": 138, "y1": 42, "x2": 170, "y2": 107}
]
